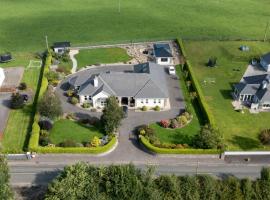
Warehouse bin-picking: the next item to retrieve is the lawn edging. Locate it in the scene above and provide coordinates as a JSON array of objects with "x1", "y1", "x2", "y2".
[
  {"x1": 176, "y1": 39, "x2": 216, "y2": 127},
  {"x1": 139, "y1": 135, "x2": 219, "y2": 154}
]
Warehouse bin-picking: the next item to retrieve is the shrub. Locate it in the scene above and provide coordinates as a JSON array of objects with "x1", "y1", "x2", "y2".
[
  {"x1": 177, "y1": 115, "x2": 188, "y2": 126},
  {"x1": 70, "y1": 97, "x2": 79, "y2": 105},
  {"x1": 46, "y1": 71, "x2": 59, "y2": 82},
  {"x1": 160, "y1": 120, "x2": 170, "y2": 128},
  {"x1": 38, "y1": 120, "x2": 53, "y2": 130},
  {"x1": 90, "y1": 108, "x2": 97, "y2": 112},
  {"x1": 259, "y1": 129, "x2": 270, "y2": 145},
  {"x1": 39, "y1": 136, "x2": 50, "y2": 146},
  {"x1": 90, "y1": 136, "x2": 101, "y2": 147},
  {"x1": 183, "y1": 112, "x2": 191, "y2": 120},
  {"x1": 82, "y1": 102, "x2": 91, "y2": 108},
  {"x1": 40, "y1": 129, "x2": 49, "y2": 137},
  {"x1": 59, "y1": 140, "x2": 78, "y2": 147},
  {"x1": 10, "y1": 92, "x2": 24, "y2": 109},
  {"x1": 170, "y1": 119, "x2": 179, "y2": 129},
  {"x1": 66, "y1": 113, "x2": 77, "y2": 120},
  {"x1": 141, "y1": 106, "x2": 148, "y2": 111},
  {"x1": 18, "y1": 82, "x2": 27, "y2": 90},
  {"x1": 66, "y1": 90, "x2": 74, "y2": 97},
  {"x1": 154, "y1": 105, "x2": 160, "y2": 111}
]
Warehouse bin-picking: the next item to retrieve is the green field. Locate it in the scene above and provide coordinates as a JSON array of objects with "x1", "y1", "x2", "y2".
[
  {"x1": 49, "y1": 119, "x2": 104, "y2": 144},
  {"x1": 2, "y1": 67, "x2": 41, "y2": 152},
  {"x1": 184, "y1": 41, "x2": 270, "y2": 150},
  {"x1": 1, "y1": 0, "x2": 270, "y2": 53},
  {"x1": 75, "y1": 47, "x2": 131, "y2": 69}
]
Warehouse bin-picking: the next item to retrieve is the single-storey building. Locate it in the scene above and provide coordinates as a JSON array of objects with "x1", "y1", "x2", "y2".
[
  {"x1": 233, "y1": 74, "x2": 270, "y2": 110},
  {"x1": 69, "y1": 62, "x2": 170, "y2": 109},
  {"x1": 153, "y1": 43, "x2": 173, "y2": 65},
  {"x1": 53, "y1": 42, "x2": 71, "y2": 54},
  {"x1": 0, "y1": 68, "x2": 5, "y2": 87},
  {"x1": 260, "y1": 52, "x2": 270, "y2": 72}
]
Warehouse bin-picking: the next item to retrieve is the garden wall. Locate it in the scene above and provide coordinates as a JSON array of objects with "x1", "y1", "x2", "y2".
[{"x1": 176, "y1": 39, "x2": 216, "y2": 127}]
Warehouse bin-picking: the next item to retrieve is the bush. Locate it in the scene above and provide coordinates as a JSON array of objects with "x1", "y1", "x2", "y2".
[
  {"x1": 38, "y1": 120, "x2": 53, "y2": 131},
  {"x1": 70, "y1": 97, "x2": 79, "y2": 105},
  {"x1": 154, "y1": 105, "x2": 160, "y2": 111},
  {"x1": 259, "y1": 129, "x2": 270, "y2": 145},
  {"x1": 46, "y1": 71, "x2": 59, "y2": 82},
  {"x1": 177, "y1": 115, "x2": 188, "y2": 126},
  {"x1": 10, "y1": 92, "x2": 25, "y2": 109},
  {"x1": 82, "y1": 102, "x2": 91, "y2": 108},
  {"x1": 160, "y1": 120, "x2": 170, "y2": 128},
  {"x1": 141, "y1": 106, "x2": 148, "y2": 111},
  {"x1": 66, "y1": 89, "x2": 74, "y2": 97},
  {"x1": 66, "y1": 113, "x2": 77, "y2": 120},
  {"x1": 59, "y1": 140, "x2": 78, "y2": 147},
  {"x1": 39, "y1": 136, "x2": 50, "y2": 146},
  {"x1": 170, "y1": 119, "x2": 179, "y2": 129},
  {"x1": 183, "y1": 112, "x2": 191, "y2": 120},
  {"x1": 90, "y1": 136, "x2": 101, "y2": 147},
  {"x1": 40, "y1": 129, "x2": 49, "y2": 137},
  {"x1": 18, "y1": 82, "x2": 27, "y2": 90}
]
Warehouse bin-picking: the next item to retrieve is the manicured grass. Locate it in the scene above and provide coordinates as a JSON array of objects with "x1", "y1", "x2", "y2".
[
  {"x1": 75, "y1": 48, "x2": 131, "y2": 69},
  {"x1": 1, "y1": 0, "x2": 270, "y2": 53},
  {"x1": 184, "y1": 41, "x2": 270, "y2": 150},
  {"x1": 2, "y1": 67, "x2": 41, "y2": 152},
  {"x1": 0, "y1": 52, "x2": 38, "y2": 68},
  {"x1": 49, "y1": 119, "x2": 104, "y2": 144}
]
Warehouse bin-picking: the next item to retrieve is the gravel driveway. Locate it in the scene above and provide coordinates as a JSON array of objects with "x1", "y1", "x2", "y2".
[{"x1": 0, "y1": 93, "x2": 11, "y2": 135}]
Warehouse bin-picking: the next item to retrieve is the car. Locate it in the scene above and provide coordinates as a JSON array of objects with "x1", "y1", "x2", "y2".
[
  {"x1": 168, "y1": 66, "x2": 176, "y2": 75},
  {"x1": 122, "y1": 106, "x2": 128, "y2": 118}
]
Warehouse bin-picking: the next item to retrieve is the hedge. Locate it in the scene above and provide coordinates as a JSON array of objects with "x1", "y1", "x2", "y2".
[
  {"x1": 140, "y1": 136, "x2": 219, "y2": 154},
  {"x1": 28, "y1": 122, "x2": 40, "y2": 151},
  {"x1": 32, "y1": 136, "x2": 117, "y2": 154},
  {"x1": 176, "y1": 39, "x2": 216, "y2": 127}
]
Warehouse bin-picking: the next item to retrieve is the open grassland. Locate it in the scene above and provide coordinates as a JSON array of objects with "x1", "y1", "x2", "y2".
[
  {"x1": 76, "y1": 47, "x2": 131, "y2": 69},
  {"x1": 1, "y1": 0, "x2": 270, "y2": 53},
  {"x1": 49, "y1": 119, "x2": 104, "y2": 144},
  {"x1": 184, "y1": 41, "x2": 270, "y2": 150},
  {"x1": 2, "y1": 67, "x2": 41, "y2": 152}
]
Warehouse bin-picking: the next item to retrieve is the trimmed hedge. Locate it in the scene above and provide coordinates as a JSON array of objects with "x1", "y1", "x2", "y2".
[
  {"x1": 140, "y1": 136, "x2": 219, "y2": 154},
  {"x1": 28, "y1": 122, "x2": 40, "y2": 151},
  {"x1": 176, "y1": 39, "x2": 216, "y2": 127},
  {"x1": 32, "y1": 136, "x2": 117, "y2": 154}
]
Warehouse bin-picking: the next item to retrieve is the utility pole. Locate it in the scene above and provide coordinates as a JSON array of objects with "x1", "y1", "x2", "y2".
[
  {"x1": 118, "y1": 0, "x2": 121, "y2": 13},
  {"x1": 45, "y1": 35, "x2": 49, "y2": 52},
  {"x1": 263, "y1": 21, "x2": 269, "y2": 42}
]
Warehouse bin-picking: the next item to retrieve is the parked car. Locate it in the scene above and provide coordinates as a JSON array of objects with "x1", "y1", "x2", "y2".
[
  {"x1": 168, "y1": 66, "x2": 176, "y2": 75},
  {"x1": 122, "y1": 106, "x2": 128, "y2": 118}
]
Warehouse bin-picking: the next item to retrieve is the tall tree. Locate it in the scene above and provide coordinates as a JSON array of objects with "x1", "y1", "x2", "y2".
[
  {"x1": 0, "y1": 156, "x2": 13, "y2": 200},
  {"x1": 101, "y1": 96, "x2": 124, "y2": 134}
]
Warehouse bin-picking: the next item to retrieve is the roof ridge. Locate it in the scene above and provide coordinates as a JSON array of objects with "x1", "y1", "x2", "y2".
[
  {"x1": 134, "y1": 78, "x2": 152, "y2": 97},
  {"x1": 99, "y1": 74, "x2": 117, "y2": 95}
]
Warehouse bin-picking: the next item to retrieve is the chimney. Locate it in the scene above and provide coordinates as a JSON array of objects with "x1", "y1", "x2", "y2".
[{"x1": 94, "y1": 76, "x2": 98, "y2": 87}]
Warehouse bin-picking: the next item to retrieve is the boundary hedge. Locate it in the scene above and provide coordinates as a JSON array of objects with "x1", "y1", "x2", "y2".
[
  {"x1": 140, "y1": 136, "x2": 219, "y2": 154},
  {"x1": 176, "y1": 39, "x2": 216, "y2": 127}
]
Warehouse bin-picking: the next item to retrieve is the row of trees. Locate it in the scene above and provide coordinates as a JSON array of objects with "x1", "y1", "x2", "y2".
[
  {"x1": 46, "y1": 163, "x2": 270, "y2": 200},
  {"x1": 0, "y1": 156, "x2": 13, "y2": 200}
]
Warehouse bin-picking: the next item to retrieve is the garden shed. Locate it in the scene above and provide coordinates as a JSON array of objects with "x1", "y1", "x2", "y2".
[{"x1": 0, "y1": 53, "x2": 12, "y2": 63}]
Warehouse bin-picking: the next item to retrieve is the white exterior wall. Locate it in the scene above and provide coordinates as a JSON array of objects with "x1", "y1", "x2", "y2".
[
  {"x1": 0, "y1": 68, "x2": 5, "y2": 87},
  {"x1": 135, "y1": 98, "x2": 165, "y2": 109},
  {"x1": 54, "y1": 47, "x2": 65, "y2": 54},
  {"x1": 92, "y1": 91, "x2": 109, "y2": 108},
  {"x1": 260, "y1": 59, "x2": 270, "y2": 72},
  {"x1": 156, "y1": 57, "x2": 173, "y2": 65}
]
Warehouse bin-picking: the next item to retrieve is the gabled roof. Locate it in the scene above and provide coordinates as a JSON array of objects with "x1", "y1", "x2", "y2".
[
  {"x1": 243, "y1": 74, "x2": 270, "y2": 84},
  {"x1": 153, "y1": 43, "x2": 173, "y2": 58},
  {"x1": 261, "y1": 52, "x2": 270, "y2": 64},
  {"x1": 53, "y1": 42, "x2": 71, "y2": 48}
]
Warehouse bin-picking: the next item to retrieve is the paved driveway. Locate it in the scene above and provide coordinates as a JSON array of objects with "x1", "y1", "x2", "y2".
[{"x1": 0, "y1": 93, "x2": 11, "y2": 135}]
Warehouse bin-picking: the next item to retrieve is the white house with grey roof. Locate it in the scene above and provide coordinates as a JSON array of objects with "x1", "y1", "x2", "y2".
[
  {"x1": 69, "y1": 62, "x2": 170, "y2": 109},
  {"x1": 233, "y1": 74, "x2": 270, "y2": 110},
  {"x1": 153, "y1": 43, "x2": 173, "y2": 65},
  {"x1": 260, "y1": 52, "x2": 270, "y2": 72}
]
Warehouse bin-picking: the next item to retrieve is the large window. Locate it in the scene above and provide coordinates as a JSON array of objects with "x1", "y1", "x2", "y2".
[
  {"x1": 161, "y1": 58, "x2": 168, "y2": 62},
  {"x1": 100, "y1": 98, "x2": 107, "y2": 106},
  {"x1": 84, "y1": 96, "x2": 88, "y2": 100}
]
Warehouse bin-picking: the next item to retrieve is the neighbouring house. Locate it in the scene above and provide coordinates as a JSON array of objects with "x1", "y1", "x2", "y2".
[
  {"x1": 260, "y1": 52, "x2": 270, "y2": 72},
  {"x1": 0, "y1": 53, "x2": 12, "y2": 63},
  {"x1": 0, "y1": 68, "x2": 5, "y2": 87},
  {"x1": 153, "y1": 43, "x2": 173, "y2": 65},
  {"x1": 53, "y1": 42, "x2": 71, "y2": 54},
  {"x1": 233, "y1": 74, "x2": 270, "y2": 110},
  {"x1": 68, "y1": 62, "x2": 170, "y2": 109}
]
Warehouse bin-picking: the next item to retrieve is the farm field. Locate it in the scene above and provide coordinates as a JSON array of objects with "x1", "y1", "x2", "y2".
[
  {"x1": 184, "y1": 41, "x2": 270, "y2": 150},
  {"x1": 0, "y1": 0, "x2": 270, "y2": 53},
  {"x1": 75, "y1": 47, "x2": 131, "y2": 69}
]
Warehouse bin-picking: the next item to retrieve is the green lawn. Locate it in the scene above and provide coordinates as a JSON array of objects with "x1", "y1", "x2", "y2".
[
  {"x1": 184, "y1": 41, "x2": 270, "y2": 150},
  {"x1": 2, "y1": 67, "x2": 41, "y2": 152},
  {"x1": 75, "y1": 47, "x2": 131, "y2": 69},
  {"x1": 49, "y1": 119, "x2": 104, "y2": 144},
  {"x1": 1, "y1": 0, "x2": 270, "y2": 53},
  {"x1": 0, "y1": 52, "x2": 38, "y2": 68}
]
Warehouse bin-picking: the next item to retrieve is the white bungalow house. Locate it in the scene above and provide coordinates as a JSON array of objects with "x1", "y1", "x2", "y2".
[
  {"x1": 68, "y1": 62, "x2": 170, "y2": 109},
  {"x1": 0, "y1": 68, "x2": 5, "y2": 87},
  {"x1": 53, "y1": 42, "x2": 71, "y2": 54},
  {"x1": 153, "y1": 43, "x2": 173, "y2": 65},
  {"x1": 233, "y1": 74, "x2": 270, "y2": 110},
  {"x1": 260, "y1": 52, "x2": 270, "y2": 72}
]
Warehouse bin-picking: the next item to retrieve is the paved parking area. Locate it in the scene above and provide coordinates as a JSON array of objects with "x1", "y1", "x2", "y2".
[
  {"x1": 0, "y1": 93, "x2": 11, "y2": 135},
  {"x1": 2, "y1": 67, "x2": 24, "y2": 88}
]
